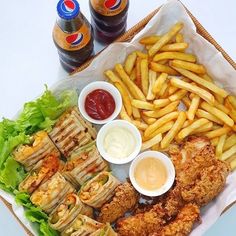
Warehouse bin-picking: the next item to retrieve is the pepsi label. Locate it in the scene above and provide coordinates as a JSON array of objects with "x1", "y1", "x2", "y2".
[
  {"x1": 53, "y1": 22, "x2": 91, "y2": 51},
  {"x1": 90, "y1": 0, "x2": 128, "y2": 16}
]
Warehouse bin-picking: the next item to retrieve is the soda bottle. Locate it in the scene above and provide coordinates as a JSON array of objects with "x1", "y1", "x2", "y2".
[
  {"x1": 53, "y1": 0, "x2": 94, "y2": 73},
  {"x1": 89, "y1": 0, "x2": 129, "y2": 44}
]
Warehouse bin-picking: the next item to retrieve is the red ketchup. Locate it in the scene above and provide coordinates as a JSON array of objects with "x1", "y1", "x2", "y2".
[{"x1": 85, "y1": 89, "x2": 115, "y2": 120}]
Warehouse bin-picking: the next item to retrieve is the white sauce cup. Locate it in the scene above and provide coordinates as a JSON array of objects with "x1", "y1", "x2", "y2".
[{"x1": 96, "y1": 120, "x2": 142, "y2": 164}]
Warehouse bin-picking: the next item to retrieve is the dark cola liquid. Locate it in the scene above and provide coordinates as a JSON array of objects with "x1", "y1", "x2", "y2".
[
  {"x1": 89, "y1": 1, "x2": 129, "y2": 44},
  {"x1": 53, "y1": 13, "x2": 94, "y2": 73}
]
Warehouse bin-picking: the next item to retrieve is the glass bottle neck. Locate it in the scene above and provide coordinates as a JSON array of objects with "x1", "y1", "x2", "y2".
[{"x1": 57, "y1": 12, "x2": 84, "y2": 33}]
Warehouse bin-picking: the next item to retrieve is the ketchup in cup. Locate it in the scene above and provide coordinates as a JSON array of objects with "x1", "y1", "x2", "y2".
[{"x1": 85, "y1": 89, "x2": 115, "y2": 120}]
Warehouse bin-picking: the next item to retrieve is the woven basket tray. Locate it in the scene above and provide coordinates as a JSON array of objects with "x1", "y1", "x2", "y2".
[{"x1": 1, "y1": 2, "x2": 236, "y2": 236}]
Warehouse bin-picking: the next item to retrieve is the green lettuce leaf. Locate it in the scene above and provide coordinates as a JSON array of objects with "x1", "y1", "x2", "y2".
[
  {"x1": 0, "y1": 87, "x2": 78, "y2": 193},
  {"x1": 0, "y1": 87, "x2": 76, "y2": 235},
  {"x1": 39, "y1": 222, "x2": 58, "y2": 236},
  {"x1": 17, "y1": 87, "x2": 78, "y2": 133},
  {"x1": 15, "y1": 192, "x2": 58, "y2": 236},
  {"x1": 0, "y1": 157, "x2": 26, "y2": 191},
  {"x1": 0, "y1": 132, "x2": 29, "y2": 169}
]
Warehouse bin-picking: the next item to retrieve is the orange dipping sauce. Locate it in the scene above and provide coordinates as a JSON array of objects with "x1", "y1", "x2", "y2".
[{"x1": 134, "y1": 157, "x2": 167, "y2": 191}]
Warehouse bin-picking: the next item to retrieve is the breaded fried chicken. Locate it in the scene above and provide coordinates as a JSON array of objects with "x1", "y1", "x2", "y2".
[
  {"x1": 97, "y1": 182, "x2": 139, "y2": 223},
  {"x1": 116, "y1": 203, "x2": 166, "y2": 236},
  {"x1": 136, "y1": 184, "x2": 184, "y2": 219},
  {"x1": 151, "y1": 203, "x2": 200, "y2": 236},
  {"x1": 180, "y1": 161, "x2": 230, "y2": 206},
  {"x1": 169, "y1": 136, "x2": 230, "y2": 207},
  {"x1": 117, "y1": 136, "x2": 229, "y2": 236}
]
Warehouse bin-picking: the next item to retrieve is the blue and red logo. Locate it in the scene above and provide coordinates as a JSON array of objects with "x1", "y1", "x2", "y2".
[
  {"x1": 60, "y1": 0, "x2": 76, "y2": 14},
  {"x1": 66, "y1": 33, "x2": 83, "y2": 46},
  {"x1": 104, "y1": 0, "x2": 122, "y2": 11}
]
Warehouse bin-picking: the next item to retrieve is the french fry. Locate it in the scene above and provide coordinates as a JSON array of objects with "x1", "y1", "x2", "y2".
[
  {"x1": 150, "y1": 62, "x2": 178, "y2": 75},
  {"x1": 221, "y1": 144, "x2": 236, "y2": 161},
  {"x1": 115, "y1": 64, "x2": 146, "y2": 101},
  {"x1": 132, "y1": 106, "x2": 141, "y2": 119},
  {"x1": 144, "y1": 121, "x2": 175, "y2": 141},
  {"x1": 146, "y1": 70, "x2": 156, "y2": 100},
  {"x1": 169, "y1": 89, "x2": 188, "y2": 102},
  {"x1": 187, "y1": 95, "x2": 200, "y2": 120},
  {"x1": 170, "y1": 60, "x2": 206, "y2": 74},
  {"x1": 214, "y1": 100, "x2": 229, "y2": 114},
  {"x1": 153, "y1": 98, "x2": 170, "y2": 108},
  {"x1": 114, "y1": 82, "x2": 132, "y2": 116},
  {"x1": 120, "y1": 105, "x2": 132, "y2": 122},
  {"x1": 139, "y1": 35, "x2": 161, "y2": 45},
  {"x1": 182, "y1": 120, "x2": 193, "y2": 128},
  {"x1": 170, "y1": 78, "x2": 215, "y2": 105},
  {"x1": 124, "y1": 52, "x2": 137, "y2": 75},
  {"x1": 151, "y1": 143, "x2": 160, "y2": 151},
  {"x1": 191, "y1": 121, "x2": 213, "y2": 134},
  {"x1": 132, "y1": 120, "x2": 148, "y2": 131},
  {"x1": 223, "y1": 134, "x2": 236, "y2": 151},
  {"x1": 136, "y1": 50, "x2": 148, "y2": 59},
  {"x1": 130, "y1": 67, "x2": 136, "y2": 81},
  {"x1": 104, "y1": 70, "x2": 123, "y2": 84},
  {"x1": 158, "y1": 82, "x2": 169, "y2": 98},
  {"x1": 144, "y1": 111, "x2": 179, "y2": 137},
  {"x1": 140, "y1": 58, "x2": 149, "y2": 96},
  {"x1": 215, "y1": 94, "x2": 224, "y2": 104},
  {"x1": 211, "y1": 137, "x2": 219, "y2": 146},
  {"x1": 175, "y1": 33, "x2": 184, "y2": 43},
  {"x1": 158, "y1": 59, "x2": 168, "y2": 65},
  {"x1": 131, "y1": 100, "x2": 155, "y2": 110},
  {"x1": 202, "y1": 74, "x2": 213, "y2": 82},
  {"x1": 172, "y1": 67, "x2": 228, "y2": 98},
  {"x1": 152, "y1": 73, "x2": 168, "y2": 95},
  {"x1": 228, "y1": 95, "x2": 236, "y2": 109},
  {"x1": 230, "y1": 158, "x2": 236, "y2": 170},
  {"x1": 146, "y1": 44, "x2": 152, "y2": 50},
  {"x1": 177, "y1": 118, "x2": 209, "y2": 140},
  {"x1": 225, "y1": 98, "x2": 236, "y2": 123},
  {"x1": 149, "y1": 22, "x2": 184, "y2": 56},
  {"x1": 216, "y1": 134, "x2": 227, "y2": 158},
  {"x1": 182, "y1": 96, "x2": 191, "y2": 108},
  {"x1": 201, "y1": 102, "x2": 234, "y2": 127},
  {"x1": 135, "y1": 57, "x2": 142, "y2": 88},
  {"x1": 141, "y1": 113, "x2": 156, "y2": 125},
  {"x1": 160, "y1": 43, "x2": 188, "y2": 52},
  {"x1": 196, "y1": 109, "x2": 223, "y2": 125},
  {"x1": 144, "y1": 101, "x2": 179, "y2": 118},
  {"x1": 161, "y1": 111, "x2": 187, "y2": 148},
  {"x1": 168, "y1": 85, "x2": 178, "y2": 95},
  {"x1": 154, "y1": 52, "x2": 196, "y2": 63},
  {"x1": 141, "y1": 133, "x2": 162, "y2": 151},
  {"x1": 205, "y1": 126, "x2": 231, "y2": 139}
]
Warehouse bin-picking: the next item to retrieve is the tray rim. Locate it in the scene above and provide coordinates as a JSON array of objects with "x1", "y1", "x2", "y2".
[{"x1": 1, "y1": 2, "x2": 236, "y2": 236}]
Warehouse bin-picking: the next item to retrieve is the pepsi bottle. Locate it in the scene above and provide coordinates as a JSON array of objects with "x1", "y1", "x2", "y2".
[
  {"x1": 89, "y1": 0, "x2": 129, "y2": 44},
  {"x1": 53, "y1": 0, "x2": 94, "y2": 73}
]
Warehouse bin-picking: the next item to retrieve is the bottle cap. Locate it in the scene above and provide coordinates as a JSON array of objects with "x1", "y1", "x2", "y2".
[{"x1": 57, "y1": 0, "x2": 80, "y2": 20}]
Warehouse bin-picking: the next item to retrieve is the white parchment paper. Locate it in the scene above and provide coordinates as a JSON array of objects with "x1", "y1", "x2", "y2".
[{"x1": 1, "y1": 0, "x2": 236, "y2": 235}]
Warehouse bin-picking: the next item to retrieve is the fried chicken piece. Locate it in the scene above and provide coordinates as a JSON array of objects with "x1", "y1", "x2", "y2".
[
  {"x1": 168, "y1": 136, "x2": 215, "y2": 175},
  {"x1": 116, "y1": 203, "x2": 166, "y2": 236},
  {"x1": 180, "y1": 161, "x2": 230, "y2": 206},
  {"x1": 97, "y1": 182, "x2": 139, "y2": 223},
  {"x1": 169, "y1": 136, "x2": 230, "y2": 207},
  {"x1": 135, "y1": 183, "x2": 185, "y2": 220},
  {"x1": 151, "y1": 203, "x2": 200, "y2": 236}
]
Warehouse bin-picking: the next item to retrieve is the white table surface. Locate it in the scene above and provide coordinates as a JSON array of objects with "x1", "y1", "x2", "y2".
[{"x1": 0, "y1": 0, "x2": 236, "y2": 235}]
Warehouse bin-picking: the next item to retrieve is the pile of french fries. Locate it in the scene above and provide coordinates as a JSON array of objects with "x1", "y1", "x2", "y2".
[{"x1": 104, "y1": 22, "x2": 236, "y2": 171}]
